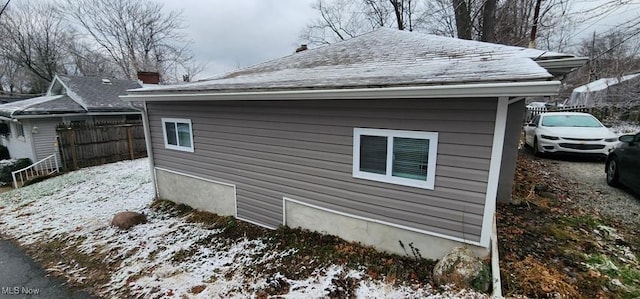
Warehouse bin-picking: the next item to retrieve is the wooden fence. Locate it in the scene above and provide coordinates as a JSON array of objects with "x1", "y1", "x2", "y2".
[{"x1": 56, "y1": 121, "x2": 147, "y2": 171}]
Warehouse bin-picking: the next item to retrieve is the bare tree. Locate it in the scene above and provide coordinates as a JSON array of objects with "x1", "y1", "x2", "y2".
[
  {"x1": 301, "y1": 0, "x2": 426, "y2": 45},
  {"x1": 66, "y1": 41, "x2": 122, "y2": 78},
  {"x1": 389, "y1": 0, "x2": 418, "y2": 31},
  {"x1": 302, "y1": 0, "x2": 599, "y2": 51},
  {"x1": 451, "y1": 0, "x2": 472, "y2": 39},
  {"x1": 0, "y1": 57, "x2": 32, "y2": 94},
  {"x1": 301, "y1": 0, "x2": 372, "y2": 45},
  {"x1": 363, "y1": 0, "x2": 391, "y2": 28},
  {"x1": 66, "y1": 0, "x2": 197, "y2": 81},
  {"x1": 418, "y1": 0, "x2": 457, "y2": 37},
  {"x1": 0, "y1": 1, "x2": 71, "y2": 92},
  {"x1": 0, "y1": 0, "x2": 10, "y2": 19},
  {"x1": 578, "y1": 31, "x2": 640, "y2": 80}
]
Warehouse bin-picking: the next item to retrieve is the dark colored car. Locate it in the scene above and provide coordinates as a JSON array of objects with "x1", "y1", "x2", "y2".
[{"x1": 606, "y1": 132, "x2": 640, "y2": 194}]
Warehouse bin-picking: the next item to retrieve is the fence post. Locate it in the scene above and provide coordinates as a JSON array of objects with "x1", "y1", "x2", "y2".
[
  {"x1": 127, "y1": 126, "x2": 134, "y2": 160},
  {"x1": 70, "y1": 130, "x2": 79, "y2": 170},
  {"x1": 55, "y1": 121, "x2": 146, "y2": 170}
]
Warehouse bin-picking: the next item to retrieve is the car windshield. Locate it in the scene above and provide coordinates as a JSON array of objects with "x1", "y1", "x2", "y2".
[{"x1": 541, "y1": 115, "x2": 602, "y2": 127}]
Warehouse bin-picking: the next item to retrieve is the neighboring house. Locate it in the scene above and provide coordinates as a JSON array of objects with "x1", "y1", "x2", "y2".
[
  {"x1": 567, "y1": 73, "x2": 640, "y2": 107},
  {"x1": 0, "y1": 75, "x2": 142, "y2": 164},
  {"x1": 123, "y1": 28, "x2": 586, "y2": 259},
  {"x1": 0, "y1": 94, "x2": 32, "y2": 105}
]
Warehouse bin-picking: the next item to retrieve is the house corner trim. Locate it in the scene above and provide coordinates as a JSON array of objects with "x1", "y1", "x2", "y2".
[{"x1": 480, "y1": 96, "x2": 509, "y2": 247}]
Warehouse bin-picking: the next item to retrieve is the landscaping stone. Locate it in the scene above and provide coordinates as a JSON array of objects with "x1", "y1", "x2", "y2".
[
  {"x1": 432, "y1": 246, "x2": 490, "y2": 292},
  {"x1": 111, "y1": 211, "x2": 147, "y2": 230}
]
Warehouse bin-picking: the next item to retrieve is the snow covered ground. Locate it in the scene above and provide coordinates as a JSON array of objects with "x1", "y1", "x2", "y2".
[
  {"x1": 0, "y1": 159, "x2": 487, "y2": 298},
  {"x1": 610, "y1": 122, "x2": 640, "y2": 135}
]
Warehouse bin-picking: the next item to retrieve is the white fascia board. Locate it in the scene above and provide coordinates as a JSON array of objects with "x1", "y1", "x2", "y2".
[
  {"x1": 45, "y1": 74, "x2": 61, "y2": 96},
  {"x1": 53, "y1": 77, "x2": 90, "y2": 111},
  {"x1": 121, "y1": 81, "x2": 562, "y2": 102},
  {"x1": 536, "y1": 57, "x2": 589, "y2": 74}
]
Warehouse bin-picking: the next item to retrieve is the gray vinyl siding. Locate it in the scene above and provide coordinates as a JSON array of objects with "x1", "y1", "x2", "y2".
[
  {"x1": 497, "y1": 100, "x2": 526, "y2": 202},
  {"x1": 147, "y1": 98, "x2": 497, "y2": 242},
  {"x1": 32, "y1": 118, "x2": 63, "y2": 163}
]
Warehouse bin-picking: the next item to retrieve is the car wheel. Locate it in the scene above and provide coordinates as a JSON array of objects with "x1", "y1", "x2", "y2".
[
  {"x1": 606, "y1": 158, "x2": 620, "y2": 187},
  {"x1": 532, "y1": 137, "x2": 543, "y2": 157}
]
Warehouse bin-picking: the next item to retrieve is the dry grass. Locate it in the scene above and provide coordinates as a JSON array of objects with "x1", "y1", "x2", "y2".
[{"x1": 510, "y1": 256, "x2": 580, "y2": 298}]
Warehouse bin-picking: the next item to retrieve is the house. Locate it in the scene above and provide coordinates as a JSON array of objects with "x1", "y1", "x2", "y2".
[
  {"x1": 0, "y1": 94, "x2": 32, "y2": 105},
  {"x1": 0, "y1": 75, "x2": 142, "y2": 164},
  {"x1": 122, "y1": 28, "x2": 586, "y2": 259},
  {"x1": 567, "y1": 73, "x2": 640, "y2": 107}
]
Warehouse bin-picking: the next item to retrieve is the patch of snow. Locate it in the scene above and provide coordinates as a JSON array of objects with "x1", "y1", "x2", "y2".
[
  {"x1": 573, "y1": 73, "x2": 640, "y2": 93},
  {"x1": 0, "y1": 159, "x2": 17, "y2": 167},
  {"x1": 0, "y1": 158, "x2": 488, "y2": 298},
  {"x1": 130, "y1": 28, "x2": 557, "y2": 94},
  {"x1": 0, "y1": 159, "x2": 151, "y2": 245},
  {"x1": 568, "y1": 73, "x2": 640, "y2": 107},
  {"x1": 609, "y1": 122, "x2": 640, "y2": 135},
  {"x1": 0, "y1": 95, "x2": 66, "y2": 116}
]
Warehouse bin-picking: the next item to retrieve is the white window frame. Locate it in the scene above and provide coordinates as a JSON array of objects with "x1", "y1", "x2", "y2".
[
  {"x1": 161, "y1": 118, "x2": 194, "y2": 152},
  {"x1": 14, "y1": 122, "x2": 25, "y2": 139},
  {"x1": 353, "y1": 128, "x2": 438, "y2": 189}
]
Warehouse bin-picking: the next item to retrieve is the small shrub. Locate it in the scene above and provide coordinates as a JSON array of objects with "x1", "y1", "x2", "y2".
[
  {"x1": 471, "y1": 262, "x2": 492, "y2": 292},
  {"x1": 0, "y1": 145, "x2": 9, "y2": 160},
  {"x1": 14, "y1": 158, "x2": 32, "y2": 170},
  {"x1": 0, "y1": 158, "x2": 33, "y2": 183}
]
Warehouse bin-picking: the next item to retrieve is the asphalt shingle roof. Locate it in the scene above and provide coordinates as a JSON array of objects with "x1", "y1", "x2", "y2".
[
  {"x1": 131, "y1": 28, "x2": 577, "y2": 94},
  {"x1": 0, "y1": 76, "x2": 141, "y2": 117},
  {"x1": 57, "y1": 75, "x2": 141, "y2": 111}
]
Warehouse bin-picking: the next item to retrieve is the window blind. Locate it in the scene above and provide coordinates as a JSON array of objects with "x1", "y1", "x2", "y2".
[
  {"x1": 392, "y1": 137, "x2": 428, "y2": 180},
  {"x1": 359, "y1": 135, "x2": 387, "y2": 174}
]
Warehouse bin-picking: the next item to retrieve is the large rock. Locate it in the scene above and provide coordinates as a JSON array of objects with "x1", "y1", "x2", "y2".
[
  {"x1": 111, "y1": 211, "x2": 147, "y2": 230},
  {"x1": 433, "y1": 247, "x2": 491, "y2": 292}
]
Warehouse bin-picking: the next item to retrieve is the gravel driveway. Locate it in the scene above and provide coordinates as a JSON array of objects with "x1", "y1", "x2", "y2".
[{"x1": 550, "y1": 158, "x2": 640, "y2": 226}]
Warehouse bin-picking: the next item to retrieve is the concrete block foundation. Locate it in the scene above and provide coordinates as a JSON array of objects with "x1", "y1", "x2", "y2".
[
  {"x1": 284, "y1": 198, "x2": 488, "y2": 260},
  {"x1": 155, "y1": 168, "x2": 236, "y2": 216}
]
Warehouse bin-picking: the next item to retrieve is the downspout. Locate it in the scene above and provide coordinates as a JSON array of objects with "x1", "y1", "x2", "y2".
[
  {"x1": 140, "y1": 100, "x2": 158, "y2": 198},
  {"x1": 492, "y1": 215, "x2": 503, "y2": 297}
]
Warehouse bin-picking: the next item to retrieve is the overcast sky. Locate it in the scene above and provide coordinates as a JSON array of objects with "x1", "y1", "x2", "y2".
[
  {"x1": 160, "y1": 0, "x2": 315, "y2": 79},
  {"x1": 159, "y1": 0, "x2": 639, "y2": 80}
]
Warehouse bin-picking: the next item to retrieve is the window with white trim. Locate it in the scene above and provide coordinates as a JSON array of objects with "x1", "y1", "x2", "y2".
[
  {"x1": 161, "y1": 118, "x2": 194, "y2": 152},
  {"x1": 353, "y1": 128, "x2": 438, "y2": 189},
  {"x1": 14, "y1": 122, "x2": 25, "y2": 138}
]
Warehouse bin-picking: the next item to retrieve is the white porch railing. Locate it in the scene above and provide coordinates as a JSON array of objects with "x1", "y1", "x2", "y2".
[{"x1": 12, "y1": 154, "x2": 59, "y2": 188}]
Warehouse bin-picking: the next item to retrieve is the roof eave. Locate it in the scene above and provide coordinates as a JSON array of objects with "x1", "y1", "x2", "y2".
[
  {"x1": 121, "y1": 81, "x2": 562, "y2": 102},
  {"x1": 9, "y1": 111, "x2": 142, "y2": 119},
  {"x1": 536, "y1": 57, "x2": 589, "y2": 76}
]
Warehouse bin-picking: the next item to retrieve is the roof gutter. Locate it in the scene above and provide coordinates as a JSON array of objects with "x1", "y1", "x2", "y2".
[
  {"x1": 120, "y1": 81, "x2": 562, "y2": 102},
  {"x1": 7, "y1": 111, "x2": 141, "y2": 120},
  {"x1": 536, "y1": 57, "x2": 589, "y2": 76}
]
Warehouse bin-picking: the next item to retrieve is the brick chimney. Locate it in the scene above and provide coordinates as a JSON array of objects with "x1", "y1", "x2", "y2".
[
  {"x1": 295, "y1": 44, "x2": 308, "y2": 53},
  {"x1": 137, "y1": 71, "x2": 160, "y2": 84}
]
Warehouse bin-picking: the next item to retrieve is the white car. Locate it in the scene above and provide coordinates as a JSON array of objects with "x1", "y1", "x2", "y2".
[{"x1": 524, "y1": 112, "x2": 619, "y2": 156}]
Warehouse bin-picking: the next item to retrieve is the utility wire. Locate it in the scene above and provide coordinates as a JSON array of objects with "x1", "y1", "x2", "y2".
[
  {"x1": 588, "y1": 27, "x2": 640, "y2": 63},
  {"x1": 0, "y1": 0, "x2": 10, "y2": 19}
]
